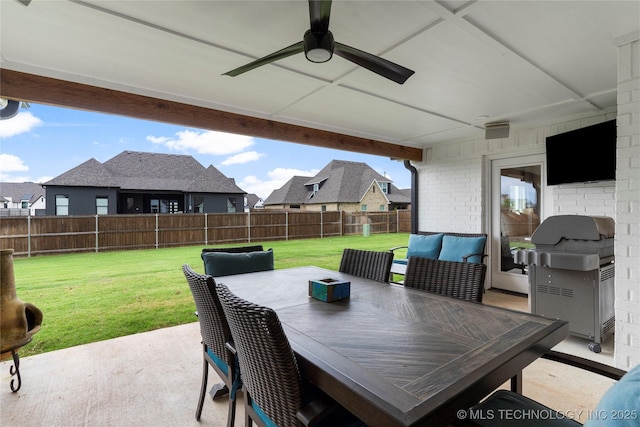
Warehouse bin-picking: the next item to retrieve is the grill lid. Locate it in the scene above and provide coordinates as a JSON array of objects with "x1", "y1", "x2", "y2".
[{"x1": 531, "y1": 215, "x2": 614, "y2": 245}]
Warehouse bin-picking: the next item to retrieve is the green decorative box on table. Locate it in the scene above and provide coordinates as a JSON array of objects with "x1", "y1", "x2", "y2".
[{"x1": 308, "y1": 278, "x2": 350, "y2": 302}]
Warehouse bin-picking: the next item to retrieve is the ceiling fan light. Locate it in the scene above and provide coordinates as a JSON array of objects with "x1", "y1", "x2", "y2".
[{"x1": 304, "y1": 30, "x2": 334, "y2": 63}]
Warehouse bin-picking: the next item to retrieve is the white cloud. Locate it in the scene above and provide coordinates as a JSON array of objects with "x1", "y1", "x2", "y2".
[
  {"x1": 0, "y1": 112, "x2": 43, "y2": 138},
  {"x1": 147, "y1": 130, "x2": 255, "y2": 155},
  {"x1": 0, "y1": 154, "x2": 29, "y2": 173},
  {"x1": 0, "y1": 154, "x2": 30, "y2": 182},
  {"x1": 238, "y1": 167, "x2": 318, "y2": 199},
  {"x1": 221, "y1": 151, "x2": 265, "y2": 165}
]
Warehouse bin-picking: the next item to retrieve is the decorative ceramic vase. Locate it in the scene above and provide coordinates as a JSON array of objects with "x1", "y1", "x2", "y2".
[{"x1": 1, "y1": 249, "x2": 43, "y2": 358}]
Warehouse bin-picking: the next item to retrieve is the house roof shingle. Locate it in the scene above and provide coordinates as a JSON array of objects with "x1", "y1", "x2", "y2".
[
  {"x1": 44, "y1": 158, "x2": 117, "y2": 187},
  {"x1": 44, "y1": 151, "x2": 245, "y2": 194},
  {"x1": 0, "y1": 182, "x2": 45, "y2": 204},
  {"x1": 263, "y1": 176, "x2": 312, "y2": 205},
  {"x1": 264, "y1": 159, "x2": 405, "y2": 206}
]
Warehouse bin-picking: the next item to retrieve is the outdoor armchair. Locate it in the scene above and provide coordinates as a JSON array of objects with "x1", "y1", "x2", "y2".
[{"x1": 462, "y1": 351, "x2": 634, "y2": 426}]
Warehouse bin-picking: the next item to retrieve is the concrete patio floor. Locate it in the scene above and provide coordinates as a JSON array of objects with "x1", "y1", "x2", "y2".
[{"x1": 0, "y1": 290, "x2": 617, "y2": 426}]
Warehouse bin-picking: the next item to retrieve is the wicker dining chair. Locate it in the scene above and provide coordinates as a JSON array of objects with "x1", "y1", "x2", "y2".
[
  {"x1": 338, "y1": 248, "x2": 394, "y2": 282},
  {"x1": 404, "y1": 256, "x2": 486, "y2": 303},
  {"x1": 182, "y1": 265, "x2": 239, "y2": 426},
  {"x1": 215, "y1": 282, "x2": 365, "y2": 427}
]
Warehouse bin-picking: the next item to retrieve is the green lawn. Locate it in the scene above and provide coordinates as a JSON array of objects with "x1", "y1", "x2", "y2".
[{"x1": 12, "y1": 233, "x2": 409, "y2": 356}]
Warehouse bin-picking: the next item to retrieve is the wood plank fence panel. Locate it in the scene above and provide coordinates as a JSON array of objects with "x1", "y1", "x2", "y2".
[
  {"x1": 0, "y1": 210, "x2": 409, "y2": 257},
  {"x1": 249, "y1": 211, "x2": 287, "y2": 242},
  {"x1": 157, "y1": 214, "x2": 207, "y2": 247},
  {"x1": 0, "y1": 217, "x2": 28, "y2": 253},
  {"x1": 98, "y1": 215, "x2": 156, "y2": 250},
  {"x1": 207, "y1": 213, "x2": 249, "y2": 244}
]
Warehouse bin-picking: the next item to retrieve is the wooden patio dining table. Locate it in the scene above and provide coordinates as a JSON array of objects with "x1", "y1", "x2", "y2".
[{"x1": 217, "y1": 266, "x2": 568, "y2": 427}]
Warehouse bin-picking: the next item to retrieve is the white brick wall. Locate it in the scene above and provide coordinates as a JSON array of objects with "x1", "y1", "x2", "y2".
[
  {"x1": 418, "y1": 156, "x2": 484, "y2": 232},
  {"x1": 414, "y1": 35, "x2": 639, "y2": 369},
  {"x1": 552, "y1": 183, "x2": 616, "y2": 217},
  {"x1": 614, "y1": 36, "x2": 640, "y2": 369}
]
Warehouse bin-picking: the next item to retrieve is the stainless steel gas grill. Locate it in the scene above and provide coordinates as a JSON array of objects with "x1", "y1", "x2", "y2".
[{"x1": 515, "y1": 215, "x2": 615, "y2": 352}]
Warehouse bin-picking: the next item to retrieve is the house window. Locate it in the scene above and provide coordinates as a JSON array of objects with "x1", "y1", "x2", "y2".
[
  {"x1": 361, "y1": 204, "x2": 367, "y2": 212},
  {"x1": 96, "y1": 197, "x2": 109, "y2": 215},
  {"x1": 227, "y1": 198, "x2": 237, "y2": 213},
  {"x1": 21, "y1": 200, "x2": 29, "y2": 209},
  {"x1": 380, "y1": 205, "x2": 385, "y2": 211},
  {"x1": 151, "y1": 199, "x2": 178, "y2": 214},
  {"x1": 290, "y1": 204, "x2": 301, "y2": 209},
  {"x1": 56, "y1": 195, "x2": 69, "y2": 216},
  {"x1": 379, "y1": 182, "x2": 389, "y2": 194},
  {"x1": 194, "y1": 197, "x2": 204, "y2": 213},
  {"x1": 321, "y1": 205, "x2": 327, "y2": 212}
]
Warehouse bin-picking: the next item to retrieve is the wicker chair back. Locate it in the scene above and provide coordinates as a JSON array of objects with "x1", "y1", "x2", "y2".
[
  {"x1": 216, "y1": 282, "x2": 304, "y2": 427},
  {"x1": 404, "y1": 257, "x2": 486, "y2": 303},
  {"x1": 338, "y1": 248, "x2": 394, "y2": 282}
]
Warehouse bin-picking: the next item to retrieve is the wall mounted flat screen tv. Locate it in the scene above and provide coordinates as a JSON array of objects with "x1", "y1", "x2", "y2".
[{"x1": 545, "y1": 119, "x2": 616, "y2": 185}]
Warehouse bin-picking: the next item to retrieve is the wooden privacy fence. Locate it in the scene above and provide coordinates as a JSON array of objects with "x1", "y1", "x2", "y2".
[{"x1": 0, "y1": 210, "x2": 411, "y2": 257}]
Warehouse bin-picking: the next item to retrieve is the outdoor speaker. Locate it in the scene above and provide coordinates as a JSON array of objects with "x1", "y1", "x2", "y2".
[{"x1": 485, "y1": 122, "x2": 510, "y2": 139}]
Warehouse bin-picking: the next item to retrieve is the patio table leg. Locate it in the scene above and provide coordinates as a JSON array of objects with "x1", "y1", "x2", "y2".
[{"x1": 510, "y1": 370, "x2": 522, "y2": 394}]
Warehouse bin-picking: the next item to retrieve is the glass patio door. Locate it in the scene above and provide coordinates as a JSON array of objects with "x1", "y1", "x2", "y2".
[{"x1": 490, "y1": 155, "x2": 544, "y2": 294}]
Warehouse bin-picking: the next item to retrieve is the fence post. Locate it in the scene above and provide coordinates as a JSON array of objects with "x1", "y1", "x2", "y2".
[
  {"x1": 155, "y1": 214, "x2": 159, "y2": 249},
  {"x1": 27, "y1": 215, "x2": 31, "y2": 258},
  {"x1": 285, "y1": 211, "x2": 289, "y2": 240},
  {"x1": 95, "y1": 215, "x2": 99, "y2": 253},
  {"x1": 204, "y1": 213, "x2": 208, "y2": 245},
  {"x1": 247, "y1": 210, "x2": 251, "y2": 243},
  {"x1": 340, "y1": 210, "x2": 344, "y2": 236},
  {"x1": 320, "y1": 211, "x2": 323, "y2": 238}
]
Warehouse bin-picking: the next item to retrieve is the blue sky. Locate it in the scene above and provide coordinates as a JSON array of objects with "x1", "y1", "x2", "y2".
[{"x1": 0, "y1": 103, "x2": 411, "y2": 199}]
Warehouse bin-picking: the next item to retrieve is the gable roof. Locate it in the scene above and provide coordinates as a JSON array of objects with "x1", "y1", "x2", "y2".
[
  {"x1": 44, "y1": 158, "x2": 118, "y2": 187},
  {"x1": 386, "y1": 187, "x2": 411, "y2": 204},
  {"x1": 44, "y1": 151, "x2": 245, "y2": 194},
  {"x1": 0, "y1": 182, "x2": 46, "y2": 205},
  {"x1": 264, "y1": 160, "x2": 399, "y2": 206},
  {"x1": 188, "y1": 165, "x2": 245, "y2": 193},
  {"x1": 263, "y1": 176, "x2": 312, "y2": 205},
  {"x1": 245, "y1": 194, "x2": 263, "y2": 209}
]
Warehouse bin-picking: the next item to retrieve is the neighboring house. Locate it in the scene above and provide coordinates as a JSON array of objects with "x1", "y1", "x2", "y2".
[
  {"x1": 42, "y1": 151, "x2": 246, "y2": 216},
  {"x1": 263, "y1": 160, "x2": 410, "y2": 212},
  {"x1": 0, "y1": 182, "x2": 46, "y2": 216},
  {"x1": 244, "y1": 193, "x2": 264, "y2": 211}
]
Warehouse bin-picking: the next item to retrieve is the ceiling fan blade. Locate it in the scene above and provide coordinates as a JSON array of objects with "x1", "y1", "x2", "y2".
[
  {"x1": 309, "y1": 0, "x2": 332, "y2": 33},
  {"x1": 333, "y1": 42, "x2": 415, "y2": 84},
  {"x1": 223, "y1": 41, "x2": 305, "y2": 77},
  {"x1": 16, "y1": 0, "x2": 32, "y2": 5}
]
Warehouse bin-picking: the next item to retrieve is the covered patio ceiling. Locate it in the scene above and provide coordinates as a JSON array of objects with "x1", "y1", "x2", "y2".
[{"x1": 1, "y1": 1, "x2": 638, "y2": 161}]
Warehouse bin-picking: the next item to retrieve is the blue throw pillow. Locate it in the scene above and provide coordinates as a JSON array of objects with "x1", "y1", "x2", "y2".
[
  {"x1": 202, "y1": 249, "x2": 274, "y2": 277},
  {"x1": 584, "y1": 364, "x2": 640, "y2": 427},
  {"x1": 438, "y1": 235, "x2": 486, "y2": 263},
  {"x1": 406, "y1": 233, "x2": 444, "y2": 259}
]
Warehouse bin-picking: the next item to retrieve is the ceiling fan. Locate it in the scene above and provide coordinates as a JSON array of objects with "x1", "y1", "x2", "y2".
[{"x1": 223, "y1": 0, "x2": 414, "y2": 84}]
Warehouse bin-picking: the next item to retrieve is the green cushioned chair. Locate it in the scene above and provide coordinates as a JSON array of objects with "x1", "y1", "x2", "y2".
[
  {"x1": 202, "y1": 248, "x2": 274, "y2": 277},
  {"x1": 462, "y1": 351, "x2": 631, "y2": 427}
]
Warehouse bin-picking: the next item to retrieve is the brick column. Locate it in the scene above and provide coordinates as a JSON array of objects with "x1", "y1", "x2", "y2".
[{"x1": 615, "y1": 32, "x2": 640, "y2": 369}]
